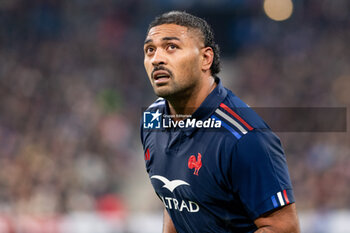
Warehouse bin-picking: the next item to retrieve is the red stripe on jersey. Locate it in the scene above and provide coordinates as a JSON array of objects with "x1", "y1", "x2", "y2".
[
  {"x1": 283, "y1": 189, "x2": 290, "y2": 204},
  {"x1": 219, "y1": 103, "x2": 254, "y2": 131},
  {"x1": 145, "y1": 148, "x2": 150, "y2": 161}
]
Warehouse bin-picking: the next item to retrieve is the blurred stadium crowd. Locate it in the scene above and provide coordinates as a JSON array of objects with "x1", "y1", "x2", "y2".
[{"x1": 0, "y1": 0, "x2": 349, "y2": 232}]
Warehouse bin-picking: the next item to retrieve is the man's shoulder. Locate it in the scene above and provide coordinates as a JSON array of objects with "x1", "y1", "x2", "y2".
[
  {"x1": 141, "y1": 97, "x2": 166, "y2": 127},
  {"x1": 140, "y1": 98, "x2": 166, "y2": 144},
  {"x1": 219, "y1": 89, "x2": 283, "y2": 157},
  {"x1": 144, "y1": 97, "x2": 166, "y2": 112},
  {"x1": 221, "y1": 89, "x2": 269, "y2": 131}
]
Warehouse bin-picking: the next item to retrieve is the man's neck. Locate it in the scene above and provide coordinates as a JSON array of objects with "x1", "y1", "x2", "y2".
[{"x1": 167, "y1": 76, "x2": 216, "y2": 122}]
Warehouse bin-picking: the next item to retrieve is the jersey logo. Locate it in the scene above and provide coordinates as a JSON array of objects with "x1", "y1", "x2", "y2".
[
  {"x1": 151, "y1": 175, "x2": 190, "y2": 192},
  {"x1": 188, "y1": 153, "x2": 202, "y2": 176}
]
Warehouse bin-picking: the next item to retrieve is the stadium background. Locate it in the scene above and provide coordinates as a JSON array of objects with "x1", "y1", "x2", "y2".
[{"x1": 0, "y1": 0, "x2": 349, "y2": 232}]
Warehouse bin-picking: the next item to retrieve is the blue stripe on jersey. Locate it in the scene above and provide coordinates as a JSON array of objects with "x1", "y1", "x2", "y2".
[
  {"x1": 211, "y1": 115, "x2": 241, "y2": 139},
  {"x1": 271, "y1": 195, "x2": 278, "y2": 208}
]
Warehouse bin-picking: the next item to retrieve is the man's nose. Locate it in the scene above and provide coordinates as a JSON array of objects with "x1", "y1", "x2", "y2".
[{"x1": 152, "y1": 49, "x2": 167, "y2": 66}]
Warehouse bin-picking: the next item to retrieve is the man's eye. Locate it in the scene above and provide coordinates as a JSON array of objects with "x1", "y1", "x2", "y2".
[
  {"x1": 168, "y1": 44, "x2": 177, "y2": 50},
  {"x1": 146, "y1": 47, "x2": 155, "y2": 54}
]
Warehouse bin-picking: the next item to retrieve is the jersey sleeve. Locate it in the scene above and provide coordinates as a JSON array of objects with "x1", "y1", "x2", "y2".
[{"x1": 232, "y1": 129, "x2": 295, "y2": 220}]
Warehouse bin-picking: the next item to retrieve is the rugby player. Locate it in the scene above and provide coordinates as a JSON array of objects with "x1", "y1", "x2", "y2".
[{"x1": 141, "y1": 11, "x2": 300, "y2": 233}]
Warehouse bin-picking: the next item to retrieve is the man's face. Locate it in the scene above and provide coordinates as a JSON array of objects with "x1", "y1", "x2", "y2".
[{"x1": 144, "y1": 24, "x2": 204, "y2": 99}]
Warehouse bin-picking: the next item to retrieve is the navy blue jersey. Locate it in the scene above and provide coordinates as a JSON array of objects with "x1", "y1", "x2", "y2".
[{"x1": 140, "y1": 78, "x2": 295, "y2": 233}]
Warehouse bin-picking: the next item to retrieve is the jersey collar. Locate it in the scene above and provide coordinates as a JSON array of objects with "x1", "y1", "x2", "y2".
[{"x1": 164, "y1": 76, "x2": 227, "y2": 137}]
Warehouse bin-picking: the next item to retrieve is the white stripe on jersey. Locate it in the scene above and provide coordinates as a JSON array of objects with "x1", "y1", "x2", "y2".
[
  {"x1": 215, "y1": 109, "x2": 248, "y2": 134},
  {"x1": 277, "y1": 192, "x2": 285, "y2": 206},
  {"x1": 149, "y1": 100, "x2": 165, "y2": 108}
]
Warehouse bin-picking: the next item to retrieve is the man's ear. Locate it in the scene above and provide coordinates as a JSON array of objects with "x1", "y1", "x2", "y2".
[{"x1": 201, "y1": 47, "x2": 214, "y2": 72}]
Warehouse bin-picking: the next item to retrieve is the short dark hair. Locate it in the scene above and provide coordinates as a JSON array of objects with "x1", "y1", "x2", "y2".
[{"x1": 148, "y1": 11, "x2": 221, "y2": 76}]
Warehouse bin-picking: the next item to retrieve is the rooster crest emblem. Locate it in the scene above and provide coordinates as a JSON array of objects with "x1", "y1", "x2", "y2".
[{"x1": 188, "y1": 153, "x2": 202, "y2": 176}]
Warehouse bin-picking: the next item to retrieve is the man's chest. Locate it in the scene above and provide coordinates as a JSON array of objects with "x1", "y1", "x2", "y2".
[{"x1": 143, "y1": 130, "x2": 233, "y2": 213}]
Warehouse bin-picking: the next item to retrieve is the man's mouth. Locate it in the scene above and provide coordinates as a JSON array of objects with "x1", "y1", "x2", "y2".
[{"x1": 152, "y1": 70, "x2": 171, "y2": 84}]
